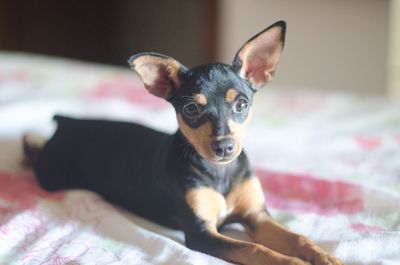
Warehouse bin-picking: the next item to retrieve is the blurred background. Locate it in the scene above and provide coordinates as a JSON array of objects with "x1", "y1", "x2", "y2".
[{"x1": 0, "y1": 0, "x2": 399, "y2": 97}]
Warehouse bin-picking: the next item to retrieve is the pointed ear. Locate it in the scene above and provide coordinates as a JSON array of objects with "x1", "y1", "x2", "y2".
[
  {"x1": 128, "y1": 52, "x2": 187, "y2": 99},
  {"x1": 232, "y1": 21, "x2": 286, "y2": 90}
]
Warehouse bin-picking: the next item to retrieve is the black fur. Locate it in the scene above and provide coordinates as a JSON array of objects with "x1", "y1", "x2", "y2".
[
  {"x1": 26, "y1": 21, "x2": 292, "y2": 263},
  {"x1": 31, "y1": 62, "x2": 257, "y2": 256},
  {"x1": 33, "y1": 115, "x2": 252, "y2": 229}
]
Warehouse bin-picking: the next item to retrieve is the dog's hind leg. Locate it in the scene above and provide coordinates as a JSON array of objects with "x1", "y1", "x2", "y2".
[{"x1": 22, "y1": 133, "x2": 46, "y2": 167}]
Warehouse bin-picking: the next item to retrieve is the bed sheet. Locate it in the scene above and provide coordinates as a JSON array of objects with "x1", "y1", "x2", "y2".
[{"x1": 0, "y1": 52, "x2": 399, "y2": 265}]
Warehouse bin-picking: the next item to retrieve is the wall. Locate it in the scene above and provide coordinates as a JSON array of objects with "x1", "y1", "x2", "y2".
[
  {"x1": 0, "y1": 0, "x2": 216, "y2": 67},
  {"x1": 115, "y1": 0, "x2": 216, "y2": 67},
  {"x1": 387, "y1": 0, "x2": 400, "y2": 98},
  {"x1": 217, "y1": 0, "x2": 389, "y2": 94}
]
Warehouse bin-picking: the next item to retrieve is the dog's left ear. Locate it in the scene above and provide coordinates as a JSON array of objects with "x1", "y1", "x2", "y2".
[
  {"x1": 233, "y1": 21, "x2": 286, "y2": 90},
  {"x1": 128, "y1": 52, "x2": 187, "y2": 100}
]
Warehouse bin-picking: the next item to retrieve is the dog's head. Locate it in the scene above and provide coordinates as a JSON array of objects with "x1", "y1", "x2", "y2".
[{"x1": 129, "y1": 21, "x2": 286, "y2": 164}]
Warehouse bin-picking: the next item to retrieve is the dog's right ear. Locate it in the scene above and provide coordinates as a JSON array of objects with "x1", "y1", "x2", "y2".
[{"x1": 128, "y1": 52, "x2": 187, "y2": 100}]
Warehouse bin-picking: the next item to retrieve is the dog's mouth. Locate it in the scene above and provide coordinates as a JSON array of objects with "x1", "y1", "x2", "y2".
[{"x1": 210, "y1": 155, "x2": 236, "y2": 165}]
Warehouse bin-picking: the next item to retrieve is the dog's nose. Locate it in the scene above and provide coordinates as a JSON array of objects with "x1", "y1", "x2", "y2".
[{"x1": 211, "y1": 139, "x2": 235, "y2": 158}]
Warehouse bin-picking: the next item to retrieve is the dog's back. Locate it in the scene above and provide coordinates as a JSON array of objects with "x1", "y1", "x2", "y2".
[{"x1": 25, "y1": 115, "x2": 179, "y2": 225}]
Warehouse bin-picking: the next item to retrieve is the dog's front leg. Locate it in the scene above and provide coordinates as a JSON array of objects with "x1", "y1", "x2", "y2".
[
  {"x1": 185, "y1": 229, "x2": 309, "y2": 265},
  {"x1": 227, "y1": 177, "x2": 343, "y2": 265},
  {"x1": 243, "y1": 211, "x2": 343, "y2": 265},
  {"x1": 184, "y1": 186, "x2": 309, "y2": 265}
]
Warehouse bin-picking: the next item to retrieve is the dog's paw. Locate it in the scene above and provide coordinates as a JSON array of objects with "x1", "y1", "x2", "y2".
[
  {"x1": 280, "y1": 257, "x2": 311, "y2": 265},
  {"x1": 307, "y1": 252, "x2": 343, "y2": 265},
  {"x1": 297, "y1": 236, "x2": 344, "y2": 265}
]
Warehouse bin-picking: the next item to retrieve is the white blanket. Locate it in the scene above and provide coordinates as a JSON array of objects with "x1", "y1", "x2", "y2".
[{"x1": 1, "y1": 52, "x2": 399, "y2": 264}]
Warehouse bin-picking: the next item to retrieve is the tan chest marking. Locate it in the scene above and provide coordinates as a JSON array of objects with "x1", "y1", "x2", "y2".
[
  {"x1": 226, "y1": 177, "x2": 265, "y2": 217},
  {"x1": 186, "y1": 187, "x2": 232, "y2": 230},
  {"x1": 186, "y1": 177, "x2": 265, "y2": 230}
]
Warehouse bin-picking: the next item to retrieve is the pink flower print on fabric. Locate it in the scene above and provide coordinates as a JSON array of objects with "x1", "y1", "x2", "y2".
[
  {"x1": 354, "y1": 136, "x2": 382, "y2": 150},
  {"x1": 257, "y1": 169, "x2": 364, "y2": 215},
  {"x1": 0, "y1": 210, "x2": 47, "y2": 252},
  {"x1": 0, "y1": 68, "x2": 30, "y2": 82},
  {"x1": 86, "y1": 75, "x2": 168, "y2": 108},
  {"x1": 66, "y1": 192, "x2": 114, "y2": 230},
  {"x1": 0, "y1": 171, "x2": 65, "y2": 214},
  {"x1": 21, "y1": 241, "x2": 121, "y2": 265},
  {"x1": 394, "y1": 133, "x2": 400, "y2": 144},
  {"x1": 350, "y1": 222, "x2": 383, "y2": 233}
]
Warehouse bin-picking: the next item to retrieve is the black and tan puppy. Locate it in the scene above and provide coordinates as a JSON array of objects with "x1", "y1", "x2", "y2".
[{"x1": 24, "y1": 21, "x2": 342, "y2": 265}]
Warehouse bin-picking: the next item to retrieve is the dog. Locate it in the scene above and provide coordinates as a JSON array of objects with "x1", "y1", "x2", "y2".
[{"x1": 24, "y1": 21, "x2": 343, "y2": 265}]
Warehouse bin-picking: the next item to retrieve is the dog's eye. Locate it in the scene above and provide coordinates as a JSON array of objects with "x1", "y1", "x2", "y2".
[
  {"x1": 233, "y1": 98, "x2": 248, "y2": 113},
  {"x1": 183, "y1": 103, "x2": 204, "y2": 117}
]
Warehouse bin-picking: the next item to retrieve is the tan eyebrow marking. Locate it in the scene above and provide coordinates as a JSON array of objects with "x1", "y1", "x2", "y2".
[
  {"x1": 226, "y1": 89, "x2": 238, "y2": 103},
  {"x1": 194, "y1": 93, "x2": 208, "y2": 105}
]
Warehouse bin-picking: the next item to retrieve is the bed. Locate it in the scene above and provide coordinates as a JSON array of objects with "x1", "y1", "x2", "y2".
[{"x1": 0, "y1": 52, "x2": 399, "y2": 265}]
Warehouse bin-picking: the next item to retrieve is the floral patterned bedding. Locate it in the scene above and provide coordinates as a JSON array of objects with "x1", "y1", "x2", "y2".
[{"x1": 0, "y1": 52, "x2": 399, "y2": 265}]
